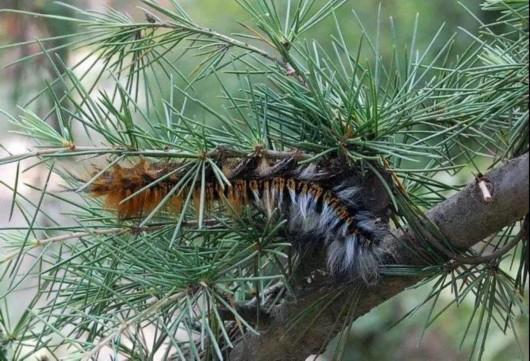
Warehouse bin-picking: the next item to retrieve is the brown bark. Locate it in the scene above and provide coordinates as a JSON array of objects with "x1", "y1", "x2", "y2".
[{"x1": 230, "y1": 153, "x2": 529, "y2": 361}]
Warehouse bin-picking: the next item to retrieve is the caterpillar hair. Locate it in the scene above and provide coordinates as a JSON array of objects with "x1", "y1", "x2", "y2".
[{"x1": 86, "y1": 156, "x2": 390, "y2": 284}]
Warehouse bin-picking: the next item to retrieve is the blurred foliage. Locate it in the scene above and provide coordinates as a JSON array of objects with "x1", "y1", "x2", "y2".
[
  {"x1": 324, "y1": 286, "x2": 529, "y2": 361},
  {"x1": 0, "y1": 0, "x2": 76, "y2": 125},
  {"x1": 1, "y1": 0, "x2": 486, "y2": 122}
]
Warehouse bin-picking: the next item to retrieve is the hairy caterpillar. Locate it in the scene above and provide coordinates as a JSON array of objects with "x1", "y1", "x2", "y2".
[{"x1": 87, "y1": 156, "x2": 390, "y2": 283}]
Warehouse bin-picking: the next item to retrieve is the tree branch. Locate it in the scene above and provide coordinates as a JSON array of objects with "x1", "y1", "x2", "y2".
[{"x1": 229, "y1": 153, "x2": 529, "y2": 361}]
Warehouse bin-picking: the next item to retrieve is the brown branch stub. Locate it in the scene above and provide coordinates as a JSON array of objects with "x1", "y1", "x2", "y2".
[
  {"x1": 476, "y1": 175, "x2": 494, "y2": 203},
  {"x1": 229, "y1": 153, "x2": 529, "y2": 361},
  {"x1": 478, "y1": 180, "x2": 493, "y2": 202}
]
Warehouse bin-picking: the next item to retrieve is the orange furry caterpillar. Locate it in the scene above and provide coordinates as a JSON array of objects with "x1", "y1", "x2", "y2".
[
  {"x1": 87, "y1": 157, "x2": 390, "y2": 283},
  {"x1": 89, "y1": 160, "x2": 185, "y2": 218}
]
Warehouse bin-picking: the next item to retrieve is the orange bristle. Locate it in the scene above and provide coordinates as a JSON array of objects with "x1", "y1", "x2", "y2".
[
  {"x1": 88, "y1": 160, "x2": 177, "y2": 219},
  {"x1": 170, "y1": 194, "x2": 184, "y2": 214}
]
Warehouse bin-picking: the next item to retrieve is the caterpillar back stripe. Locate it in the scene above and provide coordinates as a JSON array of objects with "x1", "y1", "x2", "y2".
[{"x1": 87, "y1": 157, "x2": 390, "y2": 283}]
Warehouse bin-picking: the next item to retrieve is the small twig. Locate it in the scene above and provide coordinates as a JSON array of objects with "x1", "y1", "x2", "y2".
[
  {"x1": 209, "y1": 145, "x2": 310, "y2": 161},
  {"x1": 34, "y1": 228, "x2": 127, "y2": 246},
  {"x1": 0, "y1": 228, "x2": 125, "y2": 264},
  {"x1": 146, "y1": 18, "x2": 309, "y2": 83},
  {"x1": 151, "y1": 22, "x2": 282, "y2": 66},
  {"x1": 1, "y1": 145, "x2": 311, "y2": 166},
  {"x1": 0, "y1": 218, "x2": 226, "y2": 264},
  {"x1": 0, "y1": 221, "x2": 212, "y2": 264}
]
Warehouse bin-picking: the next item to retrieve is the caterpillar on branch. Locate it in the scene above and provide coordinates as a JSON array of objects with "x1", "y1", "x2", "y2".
[{"x1": 86, "y1": 154, "x2": 391, "y2": 283}]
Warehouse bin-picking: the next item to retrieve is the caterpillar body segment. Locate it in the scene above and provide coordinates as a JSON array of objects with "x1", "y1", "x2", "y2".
[{"x1": 87, "y1": 157, "x2": 389, "y2": 283}]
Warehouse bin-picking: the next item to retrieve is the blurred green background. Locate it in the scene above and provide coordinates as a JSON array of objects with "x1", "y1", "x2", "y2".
[{"x1": 0, "y1": 1, "x2": 527, "y2": 361}]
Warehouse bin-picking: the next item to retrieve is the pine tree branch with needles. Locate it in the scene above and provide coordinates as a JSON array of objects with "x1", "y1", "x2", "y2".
[
  {"x1": 0, "y1": 1, "x2": 528, "y2": 361},
  {"x1": 229, "y1": 152, "x2": 529, "y2": 361}
]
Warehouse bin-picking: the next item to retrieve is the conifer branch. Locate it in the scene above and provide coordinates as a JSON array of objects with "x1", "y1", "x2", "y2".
[
  {"x1": 0, "y1": 1, "x2": 527, "y2": 360},
  {"x1": 230, "y1": 153, "x2": 529, "y2": 361}
]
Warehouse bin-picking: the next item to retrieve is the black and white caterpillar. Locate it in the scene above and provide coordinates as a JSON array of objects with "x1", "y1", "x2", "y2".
[{"x1": 88, "y1": 155, "x2": 390, "y2": 283}]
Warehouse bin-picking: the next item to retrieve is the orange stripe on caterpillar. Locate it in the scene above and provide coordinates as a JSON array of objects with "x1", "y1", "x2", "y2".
[
  {"x1": 87, "y1": 160, "x2": 355, "y2": 223},
  {"x1": 86, "y1": 160, "x2": 374, "y2": 234}
]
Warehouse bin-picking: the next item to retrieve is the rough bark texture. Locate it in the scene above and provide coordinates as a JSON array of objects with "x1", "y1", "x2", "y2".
[{"x1": 229, "y1": 153, "x2": 529, "y2": 361}]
